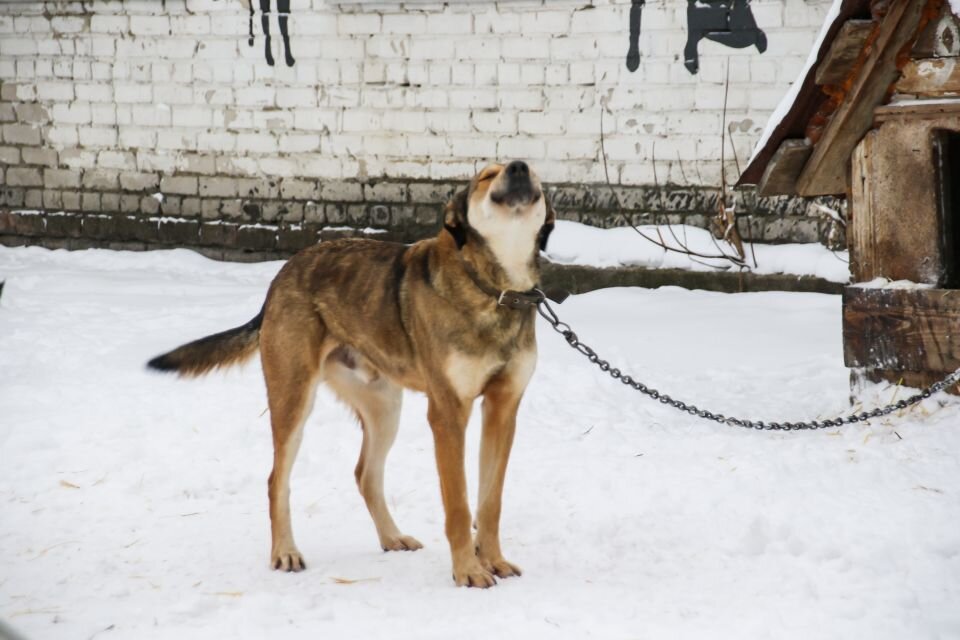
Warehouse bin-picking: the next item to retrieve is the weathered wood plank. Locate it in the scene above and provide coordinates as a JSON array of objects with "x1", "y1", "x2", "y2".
[
  {"x1": 756, "y1": 139, "x2": 812, "y2": 196},
  {"x1": 848, "y1": 131, "x2": 878, "y2": 282},
  {"x1": 843, "y1": 286, "x2": 960, "y2": 372},
  {"x1": 896, "y1": 56, "x2": 960, "y2": 95},
  {"x1": 796, "y1": 0, "x2": 935, "y2": 196},
  {"x1": 875, "y1": 98, "x2": 960, "y2": 119},
  {"x1": 848, "y1": 118, "x2": 949, "y2": 284},
  {"x1": 816, "y1": 20, "x2": 877, "y2": 86}
]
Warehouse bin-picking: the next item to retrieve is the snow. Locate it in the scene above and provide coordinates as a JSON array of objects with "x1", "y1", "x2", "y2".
[
  {"x1": 320, "y1": 225, "x2": 388, "y2": 234},
  {"x1": 851, "y1": 277, "x2": 935, "y2": 290},
  {"x1": 951, "y1": 0, "x2": 960, "y2": 18},
  {"x1": 546, "y1": 220, "x2": 850, "y2": 283},
  {"x1": 748, "y1": 0, "x2": 844, "y2": 167},
  {"x1": 2, "y1": 245, "x2": 959, "y2": 640}
]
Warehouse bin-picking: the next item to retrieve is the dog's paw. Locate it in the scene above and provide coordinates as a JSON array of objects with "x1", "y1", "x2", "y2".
[
  {"x1": 452, "y1": 558, "x2": 497, "y2": 588},
  {"x1": 271, "y1": 548, "x2": 306, "y2": 572},
  {"x1": 480, "y1": 555, "x2": 522, "y2": 579},
  {"x1": 381, "y1": 534, "x2": 423, "y2": 552}
]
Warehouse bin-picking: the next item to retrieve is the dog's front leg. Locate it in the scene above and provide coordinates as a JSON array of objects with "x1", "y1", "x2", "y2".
[
  {"x1": 427, "y1": 393, "x2": 496, "y2": 588},
  {"x1": 476, "y1": 375, "x2": 524, "y2": 579}
]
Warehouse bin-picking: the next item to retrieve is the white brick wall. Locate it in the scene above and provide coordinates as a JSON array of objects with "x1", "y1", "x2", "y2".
[{"x1": 0, "y1": 0, "x2": 832, "y2": 188}]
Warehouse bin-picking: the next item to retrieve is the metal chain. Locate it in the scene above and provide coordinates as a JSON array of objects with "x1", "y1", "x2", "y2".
[{"x1": 533, "y1": 291, "x2": 960, "y2": 431}]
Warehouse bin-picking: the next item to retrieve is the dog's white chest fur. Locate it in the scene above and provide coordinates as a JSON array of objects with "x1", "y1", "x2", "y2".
[
  {"x1": 444, "y1": 349, "x2": 537, "y2": 400},
  {"x1": 444, "y1": 351, "x2": 502, "y2": 400},
  {"x1": 471, "y1": 200, "x2": 545, "y2": 290}
]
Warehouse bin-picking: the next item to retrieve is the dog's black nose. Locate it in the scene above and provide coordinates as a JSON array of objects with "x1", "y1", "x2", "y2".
[{"x1": 506, "y1": 161, "x2": 529, "y2": 178}]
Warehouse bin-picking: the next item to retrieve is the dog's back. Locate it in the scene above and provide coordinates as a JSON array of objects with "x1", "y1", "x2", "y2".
[{"x1": 147, "y1": 237, "x2": 420, "y2": 379}]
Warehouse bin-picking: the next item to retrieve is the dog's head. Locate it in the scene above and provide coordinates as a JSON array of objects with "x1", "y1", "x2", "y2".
[{"x1": 443, "y1": 161, "x2": 556, "y2": 254}]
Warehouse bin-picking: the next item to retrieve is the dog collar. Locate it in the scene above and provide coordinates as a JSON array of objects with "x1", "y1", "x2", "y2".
[
  {"x1": 456, "y1": 255, "x2": 540, "y2": 310},
  {"x1": 497, "y1": 289, "x2": 545, "y2": 310},
  {"x1": 457, "y1": 256, "x2": 569, "y2": 310}
]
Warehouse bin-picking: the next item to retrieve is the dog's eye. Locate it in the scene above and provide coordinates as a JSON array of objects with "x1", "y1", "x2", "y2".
[{"x1": 476, "y1": 166, "x2": 501, "y2": 183}]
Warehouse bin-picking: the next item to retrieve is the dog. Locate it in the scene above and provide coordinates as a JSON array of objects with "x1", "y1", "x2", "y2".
[{"x1": 148, "y1": 161, "x2": 556, "y2": 588}]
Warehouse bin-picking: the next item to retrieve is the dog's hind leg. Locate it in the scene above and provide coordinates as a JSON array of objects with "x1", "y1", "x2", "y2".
[
  {"x1": 326, "y1": 356, "x2": 422, "y2": 552},
  {"x1": 261, "y1": 305, "x2": 324, "y2": 572}
]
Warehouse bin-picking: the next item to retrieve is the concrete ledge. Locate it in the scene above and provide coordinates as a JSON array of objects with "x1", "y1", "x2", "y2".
[
  {"x1": 0, "y1": 181, "x2": 844, "y2": 246},
  {"x1": 2, "y1": 230, "x2": 845, "y2": 295}
]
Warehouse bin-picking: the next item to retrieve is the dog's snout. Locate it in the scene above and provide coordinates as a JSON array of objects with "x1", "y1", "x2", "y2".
[
  {"x1": 506, "y1": 161, "x2": 529, "y2": 178},
  {"x1": 489, "y1": 160, "x2": 539, "y2": 207}
]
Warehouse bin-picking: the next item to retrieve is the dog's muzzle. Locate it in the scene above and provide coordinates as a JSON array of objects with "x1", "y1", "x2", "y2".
[{"x1": 491, "y1": 161, "x2": 541, "y2": 208}]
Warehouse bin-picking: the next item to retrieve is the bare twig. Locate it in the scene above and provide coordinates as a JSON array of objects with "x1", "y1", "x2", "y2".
[
  {"x1": 599, "y1": 107, "x2": 617, "y2": 207},
  {"x1": 720, "y1": 61, "x2": 728, "y2": 198},
  {"x1": 676, "y1": 151, "x2": 689, "y2": 185},
  {"x1": 651, "y1": 141, "x2": 667, "y2": 212},
  {"x1": 693, "y1": 157, "x2": 706, "y2": 187},
  {"x1": 9, "y1": 608, "x2": 64, "y2": 618},
  {"x1": 738, "y1": 216, "x2": 759, "y2": 268},
  {"x1": 30, "y1": 540, "x2": 80, "y2": 560},
  {"x1": 728, "y1": 124, "x2": 742, "y2": 179},
  {"x1": 666, "y1": 221, "x2": 727, "y2": 268},
  {"x1": 709, "y1": 58, "x2": 747, "y2": 264},
  {"x1": 596, "y1": 92, "x2": 749, "y2": 269},
  {"x1": 649, "y1": 142, "x2": 743, "y2": 264},
  {"x1": 331, "y1": 576, "x2": 381, "y2": 585},
  {"x1": 813, "y1": 202, "x2": 849, "y2": 264}
]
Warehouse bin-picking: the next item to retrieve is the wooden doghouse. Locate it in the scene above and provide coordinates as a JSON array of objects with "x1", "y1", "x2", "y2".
[{"x1": 740, "y1": 0, "x2": 960, "y2": 394}]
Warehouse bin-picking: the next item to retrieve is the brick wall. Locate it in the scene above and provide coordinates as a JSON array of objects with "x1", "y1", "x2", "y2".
[{"x1": 0, "y1": 0, "x2": 838, "y2": 259}]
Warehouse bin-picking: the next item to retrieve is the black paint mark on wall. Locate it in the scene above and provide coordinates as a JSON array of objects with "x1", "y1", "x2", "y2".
[
  {"x1": 626, "y1": 0, "x2": 645, "y2": 72},
  {"x1": 247, "y1": 0, "x2": 295, "y2": 67},
  {"x1": 684, "y1": 0, "x2": 766, "y2": 74},
  {"x1": 625, "y1": 0, "x2": 766, "y2": 75}
]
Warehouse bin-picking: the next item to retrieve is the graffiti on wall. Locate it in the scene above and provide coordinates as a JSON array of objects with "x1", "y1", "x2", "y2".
[
  {"x1": 247, "y1": 0, "x2": 295, "y2": 67},
  {"x1": 626, "y1": 0, "x2": 767, "y2": 75},
  {"x1": 227, "y1": 0, "x2": 768, "y2": 74},
  {"x1": 626, "y1": 0, "x2": 645, "y2": 72}
]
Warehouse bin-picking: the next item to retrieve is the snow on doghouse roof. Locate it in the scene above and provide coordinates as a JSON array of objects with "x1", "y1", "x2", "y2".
[{"x1": 738, "y1": 0, "x2": 959, "y2": 197}]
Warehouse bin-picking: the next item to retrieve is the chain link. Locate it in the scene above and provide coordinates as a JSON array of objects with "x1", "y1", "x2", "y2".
[{"x1": 533, "y1": 291, "x2": 960, "y2": 431}]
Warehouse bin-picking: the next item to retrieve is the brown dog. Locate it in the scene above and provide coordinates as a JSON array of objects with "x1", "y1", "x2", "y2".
[{"x1": 148, "y1": 161, "x2": 556, "y2": 588}]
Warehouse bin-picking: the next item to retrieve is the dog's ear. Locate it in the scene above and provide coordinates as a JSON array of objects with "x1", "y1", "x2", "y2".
[
  {"x1": 443, "y1": 189, "x2": 469, "y2": 249},
  {"x1": 537, "y1": 192, "x2": 557, "y2": 252}
]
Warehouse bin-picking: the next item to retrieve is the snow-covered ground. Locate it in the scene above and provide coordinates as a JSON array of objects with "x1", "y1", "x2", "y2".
[
  {"x1": 1, "y1": 245, "x2": 958, "y2": 640},
  {"x1": 546, "y1": 220, "x2": 850, "y2": 283}
]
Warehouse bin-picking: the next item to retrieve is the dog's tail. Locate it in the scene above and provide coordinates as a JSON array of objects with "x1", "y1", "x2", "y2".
[{"x1": 147, "y1": 307, "x2": 264, "y2": 377}]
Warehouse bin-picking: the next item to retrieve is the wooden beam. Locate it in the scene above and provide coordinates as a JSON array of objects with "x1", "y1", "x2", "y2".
[
  {"x1": 816, "y1": 20, "x2": 876, "y2": 86},
  {"x1": 756, "y1": 139, "x2": 812, "y2": 196},
  {"x1": 796, "y1": 0, "x2": 935, "y2": 196},
  {"x1": 895, "y1": 57, "x2": 960, "y2": 95},
  {"x1": 843, "y1": 286, "x2": 960, "y2": 372}
]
